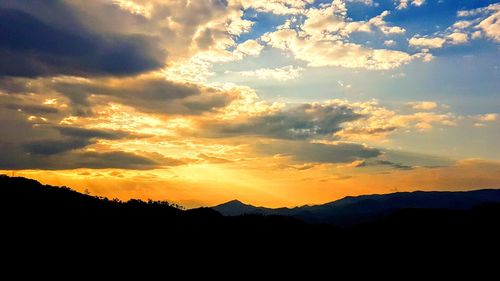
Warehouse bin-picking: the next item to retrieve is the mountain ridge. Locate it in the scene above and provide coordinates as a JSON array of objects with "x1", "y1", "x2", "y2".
[{"x1": 213, "y1": 188, "x2": 500, "y2": 226}]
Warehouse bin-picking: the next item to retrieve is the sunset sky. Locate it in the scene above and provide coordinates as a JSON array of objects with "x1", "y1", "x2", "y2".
[{"x1": 1, "y1": 0, "x2": 500, "y2": 208}]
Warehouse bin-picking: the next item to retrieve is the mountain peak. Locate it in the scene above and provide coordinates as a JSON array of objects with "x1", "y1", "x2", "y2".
[
  {"x1": 220, "y1": 199, "x2": 246, "y2": 206},
  {"x1": 227, "y1": 199, "x2": 243, "y2": 204},
  {"x1": 213, "y1": 199, "x2": 269, "y2": 216}
]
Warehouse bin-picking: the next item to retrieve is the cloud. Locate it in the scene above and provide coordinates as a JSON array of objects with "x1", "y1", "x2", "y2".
[
  {"x1": 355, "y1": 159, "x2": 414, "y2": 170},
  {"x1": 478, "y1": 8, "x2": 500, "y2": 42},
  {"x1": 263, "y1": 28, "x2": 420, "y2": 70},
  {"x1": 206, "y1": 101, "x2": 362, "y2": 140},
  {"x1": 226, "y1": 65, "x2": 304, "y2": 81},
  {"x1": 2, "y1": 103, "x2": 59, "y2": 115},
  {"x1": 260, "y1": 3, "x2": 425, "y2": 70},
  {"x1": 368, "y1": 11, "x2": 405, "y2": 35},
  {"x1": 452, "y1": 20, "x2": 473, "y2": 30},
  {"x1": 23, "y1": 138, "x2": 94, "y2": 156},
  {"x1": 21, "y1": 125, "x2": 146, "y2": 156},
  {"x1": 408, "y1": 4, "x2": 499, "y2": 50},
  {"x1": 0, "y1": 104, "x2": 172, "y2": 170},
  {"x1": 395, "y1": 0, "x2": 425, "y2": 10},
  {"x1": 409, "y1": 36, "x2": 446, "y2": 49},
  {"x1": 406, "y1": 101, "x2": 438, "y2": 110},
  {"x1": 456, "y1": 4, "x2": 500, "y2": 42},
  {"x1": 447, "y1": 32, "x2": 469, "y2": 45},
  {"x1": 235, "y1": 39, "x2": 264, "y2": 57},
  {"x1": 204, "y1": 98, "x2": 458, "y2": 142},
  {"x1": 299, "y1": 4, "x2": 405, "y2": 38},
  {"x1": 240, "y1": 0, "x2": 314, "y2": 15},
  {"x1": 337, "y1": 81, "x2": 352, "y2": 89},
  {"x1": 476, "y1": 113, "x2": 498, "y2": 122},
  {"x1": 384, "y1": 40, "x2": 396, "y2": 46},
  {"x1": 55, "y1": 126, "x2": 139, "y2": 140},
  {"x1": 382, "y1": 149, "x2": 454, "y2": 168},
  {"x1": 0, "y1": 6, "x2": 164, "y2": 77},
  {"x1": 332, "y1": 100, "x2": 456, "y2": 140},
  {"x1": 48, "y1": 75, "x2": 240, "y2": 116},
  {"x1": 198, "y1": 153, "x2": 233, "y2": 164},
  {"x1": 472, "y1": 113, "x2": 498, "y2": 127},
  {"x1": 0, "y1": 112, "x2": 182, "y2": 170},
  {"x1": 0, "y1": 147, "x2": 161, "y2": 170},
  {"x1": 0, "y1": 0, "x2": 274, "y2": 82},
  {"x1": 256, "y1": 141, "x2": 381, "y2": 164}
]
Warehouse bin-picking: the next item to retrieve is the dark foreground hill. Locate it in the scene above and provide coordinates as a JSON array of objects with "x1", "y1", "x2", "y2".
[{"x1": 2, "y1": 174, "x2": 500, "y2": 266}]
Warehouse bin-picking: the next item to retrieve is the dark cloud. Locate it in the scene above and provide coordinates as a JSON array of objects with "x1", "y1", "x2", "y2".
[
  {"x1": 375, "y1": 160, "x2": 414, "y2": 170},
  {"x1": 0, "y1": 116, "x2": 169, "y2": 170},
  {"x1": 355, "y1": 160, "x2": 414, "y2": 170},
  {"x1": 21, "y1": 125, "x2": 147, "y2": 156},
  {"x1": 52, "y1": 76, "x2": 235, "y2": 115},
  {"x1": 0, "y1": 106, "x2": 164, "y2": 169},
  {"x1": 0, "y1": 142, "x2": 160, "y2": 170},
  {"x1": 208, "y1": 103, "x2": 361, "y2": 139},
  {"x1": 0, "y1": 66, "x2": 236, "y2": 118},
  {"x1": 3, "y1": 103, "x2": 59, "y2": 115},
  {"x1": 68, "y1": 151, "x2": 159, "y2": 170},
  {"x1": 23, "y1": 138, "x2": 94, "y2": 155},
  {"x1": 256, "y1": 141, "x2": 381, "y2": 164},
  {"x1": 0, "y1": 77, "x2": 32, "y2": 93},
  {"x1": 382, "y1": 150, "x2": 454, "y2": 168},
  {"x1": 55, "y1": 126, "x2": 133, "y2": 140},
  {"x1": 0, "y1": 6, "x2": 165, "y2": 77}
]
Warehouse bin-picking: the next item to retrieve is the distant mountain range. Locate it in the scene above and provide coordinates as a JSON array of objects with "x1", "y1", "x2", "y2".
[{"x1": 213, "y1": 189, "x2": 500, "y2": 226}]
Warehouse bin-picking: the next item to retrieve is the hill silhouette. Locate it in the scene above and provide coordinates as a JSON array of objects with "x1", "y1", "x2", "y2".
[
  {"x1": 2, "y1": 174, "x2": 500, "y2": 263},
  {"x1": 214, "y1": 189, "x2": 500, "y2": 226}
]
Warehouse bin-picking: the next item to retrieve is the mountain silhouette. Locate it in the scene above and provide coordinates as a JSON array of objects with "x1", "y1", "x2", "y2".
[{"x1": 214, "y1": 189, "x2": 500, "y2": 226}]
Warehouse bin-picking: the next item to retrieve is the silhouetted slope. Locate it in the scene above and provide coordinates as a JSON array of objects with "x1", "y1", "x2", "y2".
[
  {"x1": 214, "y1": 189, "x2": 500, "y2": 226},
  {"x1": 2, "y1": 174, "x2": 500, "y2": 262},
  {"x1": 0, "y1": 174, "x2": 306, "y2": 234}
]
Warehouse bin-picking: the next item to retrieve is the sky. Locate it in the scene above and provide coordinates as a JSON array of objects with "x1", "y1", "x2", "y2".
[{"x1": 1, "y1": 0, "x2": 500, "y2": 208}]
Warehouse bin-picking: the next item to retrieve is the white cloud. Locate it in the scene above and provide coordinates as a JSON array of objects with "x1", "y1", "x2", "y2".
[
  {"x1": 471, "y1": 30, "x2": 482, "y2": 40},
  {"x1": 391, "y1": 72, "x2": 406, "y2": 78},
  {"x1": 337, "y1": 80, "x2": 352, "y2": 89},
  {"x1": 331, "y1": 99, "x2": 456, "y2": 140},
  {"x1": 476, "y1": 113, "x2": 498, "y2": 122},
  {"x1": 384, "y1": 40, "x2": 396, "y2": 46},
  {"x1": 409, "y1": 36, "x2": 446, "y2": 49},
  {"x1": 300, "y1": 6, "x2": 405, "y2": 39},
  {"x1": 411, "y1": 3, "x2": 499, "y2": 51},
  {"x1": 412, "y1": 0, "x2": 425, "y2": 7},
  {"x1": 260, "y1": 2, "x2": 424, "y2": 70},
  {"x1": 235, "y1": 40, "x2": 265, "y2": 57},
  {"x1": 395, "y1": 0, "x2": 425, "y2": 10},
  {"x1": 456, "y1": 3, "x2": 500, "y2": 42},
  {"x1": 447, "y1": 32, "x2": 469, "y2": 45},
  {"x1": 227, "y1": 65, "x2": 304, "y2": 81},
  {"x1": 263, "y1": 29, "x2": 420, "y2": 70},
  {"x1": 406, "y1": 101, "x2": 438, "y2": 110},
  {"x1": 457, "y1": 4, "x2": 499, "y2": 18},
  {"x1": 239, "y1": 0, "x2": 314, "y2": 15},
  {"x1": 452, "y1": 20, "x2": 473, "y2": 30},
  {"x1": 472, "y1": 113, "x2": 498, "y2": 127},
  {"x1": 227, "y1": 15, "x2": 255, "y2": 36},
  {"x1": 369, "y1": 11, "x2": 405, "y2": 35},
  {"x1": 478, "y1": 9, "x2": 500, "y2": 42}
]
